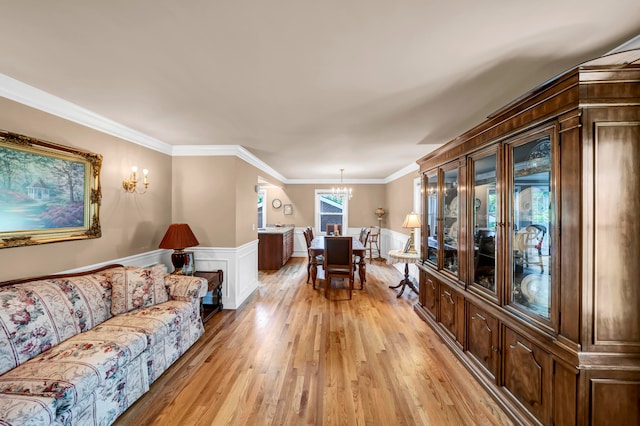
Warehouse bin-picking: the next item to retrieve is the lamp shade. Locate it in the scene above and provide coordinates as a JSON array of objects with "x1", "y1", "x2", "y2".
[
  {"x1": 402, "y1": 212, "x2": 421, "y2": 228},
  {"x1": 159, "y1": 223, "x2": 200, "y2": 249}
]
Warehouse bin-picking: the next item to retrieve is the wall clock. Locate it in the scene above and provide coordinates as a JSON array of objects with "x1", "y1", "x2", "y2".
[{"x1": 272, "y1": 198, "x2": 282, "y2": 208}]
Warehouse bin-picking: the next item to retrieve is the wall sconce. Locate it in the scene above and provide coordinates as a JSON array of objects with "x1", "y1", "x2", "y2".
[{"x1": 122, "y1": 166, "x2": 149, "y2": 194}]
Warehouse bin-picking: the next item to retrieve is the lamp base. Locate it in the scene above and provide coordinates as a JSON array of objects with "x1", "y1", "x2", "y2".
[
  {"x1": 171, "y1": 249, "x2": 186, "y2": 275},
  {"x1": 407, "y1": 230, "x2": 417, "y2": 254}
]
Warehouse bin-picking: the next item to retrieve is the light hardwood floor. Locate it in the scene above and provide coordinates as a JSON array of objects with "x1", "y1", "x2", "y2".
[{"x1": 116, "y1": 258, "x2": 513, "y2": 425}]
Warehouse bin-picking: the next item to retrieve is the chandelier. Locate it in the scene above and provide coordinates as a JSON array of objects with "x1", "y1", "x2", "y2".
[{"x1": 332, "y1": 168, "x2": 353, "y2": 200}]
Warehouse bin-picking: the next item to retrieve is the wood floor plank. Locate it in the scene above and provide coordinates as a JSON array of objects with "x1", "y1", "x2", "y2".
[{"x1": 115, "y1": 258, "x2": 513, "y2": 426}]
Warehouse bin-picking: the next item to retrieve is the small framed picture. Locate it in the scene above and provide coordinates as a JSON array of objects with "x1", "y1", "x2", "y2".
[
  {"x1": 403, "y1": 238, "x2": 412, "y2": 253},
  {"x1": 182, "y1": 251, "x2": 195, "y2": 275},
  {"x1": 283, "y1": 204, "x2": 293, "y2": 215}
]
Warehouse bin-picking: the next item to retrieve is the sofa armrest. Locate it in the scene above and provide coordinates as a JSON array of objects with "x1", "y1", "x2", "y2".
[{"x1": 164, "y1": 274, "x2": 208, "y2": 301}]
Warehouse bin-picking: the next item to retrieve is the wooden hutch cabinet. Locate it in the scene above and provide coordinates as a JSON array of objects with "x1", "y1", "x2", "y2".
[{"x1": 415, "y1": 49, "x2": 640, "y2": 425}]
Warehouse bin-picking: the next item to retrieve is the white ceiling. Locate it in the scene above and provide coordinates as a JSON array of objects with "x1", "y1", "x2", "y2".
[{"x1": 0, "y1": 1, "x2": 638, "y2": 181}]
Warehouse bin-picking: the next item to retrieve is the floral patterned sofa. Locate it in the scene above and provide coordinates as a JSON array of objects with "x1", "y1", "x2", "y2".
[{"x1": 0, "y1": 263, "x2": 208, "y2": 426}]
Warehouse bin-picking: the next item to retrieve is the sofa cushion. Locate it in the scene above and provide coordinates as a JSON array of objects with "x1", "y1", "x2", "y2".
[
  {"x1": 95, "y1": 302, "x2": 193, "y2": 382},
  {"x1": 0, "y1": 328, "x2": 147, "y2": 416},
  {"x1": 0, "y1": 281, "x2": 80, "y2": 376},
  {"x1": 55, "y1": 349, "x2": 149, "y2": 426},
  {"x1": 0, "y1": 393, "x2": 56, "y2": 426},
  {"x1": 110, "y1": 265, "x2": 168, "y2": 315},
  {"x1": 165, "y1": 274, "x2": 208, "y2": 301},
  {"x1": 48, "y1": 271, "x2": 114, "y2": 333}
]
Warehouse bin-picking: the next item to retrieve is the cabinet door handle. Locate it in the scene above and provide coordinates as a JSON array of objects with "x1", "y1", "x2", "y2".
[
  {"x1": 472, "y1": 312, "x2": 486, "y2": 322},
  {"x1": 442, "y1": 290, "x2": 454, "y2": 304},
  {"x1": 427, "y1": 278, "x2": 435, "y2": 289}
]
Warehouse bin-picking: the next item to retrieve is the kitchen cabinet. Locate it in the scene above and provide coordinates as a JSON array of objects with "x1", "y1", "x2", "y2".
[{"x1": 258, "y1": 227, "x2": 294, "y2": 270}]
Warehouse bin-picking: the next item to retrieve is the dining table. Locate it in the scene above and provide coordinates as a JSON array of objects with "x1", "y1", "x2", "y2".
[{"x1": 308, "y1": 236, "x2": 367, "y2": 288}]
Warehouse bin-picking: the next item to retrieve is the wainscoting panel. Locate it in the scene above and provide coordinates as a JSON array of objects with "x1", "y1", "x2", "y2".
[{"x1": 192, "y1": 240, "x2": 259, "y2": 309}]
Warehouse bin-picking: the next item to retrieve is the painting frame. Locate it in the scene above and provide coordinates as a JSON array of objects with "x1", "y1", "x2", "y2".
[
  {"x1": 0, "y1": 130, "x2": 102, "y2": 248},
  {"x1": 283, "y1": 203, "x2": 293, "y2": 215}
]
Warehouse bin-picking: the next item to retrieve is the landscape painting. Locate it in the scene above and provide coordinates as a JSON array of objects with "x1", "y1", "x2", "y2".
[{"x1": 0, "y1": 131, "x2": 102, "y2": 248}]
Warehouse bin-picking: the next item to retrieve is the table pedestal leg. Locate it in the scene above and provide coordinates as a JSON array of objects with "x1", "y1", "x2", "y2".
[{"x1": 389, "y1": 262, "x2": 417, "y2": 298}]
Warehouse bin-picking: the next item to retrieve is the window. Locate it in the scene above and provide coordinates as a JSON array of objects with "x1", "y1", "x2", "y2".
[
  {"x1": 257, "y1": 189, "x2": 266, "y2": 229},
  {"x1": 315, "y1": 190, "x2": 348, "y2": 234}
]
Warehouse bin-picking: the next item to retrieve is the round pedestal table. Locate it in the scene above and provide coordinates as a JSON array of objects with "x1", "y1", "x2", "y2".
[{"x1": 387, "y1": 249, "x2": 420, "y2": 297}]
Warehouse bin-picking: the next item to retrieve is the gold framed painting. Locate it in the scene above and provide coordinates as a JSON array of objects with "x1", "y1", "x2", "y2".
[{"x1": 0, "y1": 130, "x2": 102, "y2": 248}]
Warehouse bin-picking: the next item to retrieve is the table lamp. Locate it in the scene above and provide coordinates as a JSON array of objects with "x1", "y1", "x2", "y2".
[
  {"x1": 159, "y1": 223, "x2": 200, "y2": 274},
  {"x1": 402, "y1": 212, "x2": 421, "y2": 253}
]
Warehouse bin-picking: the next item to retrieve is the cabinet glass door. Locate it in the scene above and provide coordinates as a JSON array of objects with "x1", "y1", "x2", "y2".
[
  {"x1": 471, "y1": 152, "x2": 498, "y2": 295},
  {"x1": 425, "y1": 172, "x2": 439, "y2": 266},
  {"x1": 509, "y1": 134, "x2": 553, "y2": 320},
  {"x1": 442, "y1": 168, "x2": 459, "y2": 275}
]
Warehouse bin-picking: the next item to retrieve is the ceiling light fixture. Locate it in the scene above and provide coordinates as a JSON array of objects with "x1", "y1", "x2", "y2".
[{"x1": 332, "y1": 168, "x2": 352, "y2": 200}]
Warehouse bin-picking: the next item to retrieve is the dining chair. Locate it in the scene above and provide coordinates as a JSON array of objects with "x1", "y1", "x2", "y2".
[
  {"x1": 306, "y1": 226, "x2": 314, "y2": 241},
  {"x1": 354, "y1": 228, "x2": 370, "y2": 288},
  {"x1": 303, "y1": 229, "x2": 322, "y2": 283},
  {"x1": 325, "y1": 223, "x2": 342, "y2": 236},
  {"x1": 358, "y1": 227, "x2": 368, "y2": 244},
  {"x1": 367, "y1": 226, "x2": 381, "y2": 263},
  {"x1": 323, "y1": 236, "x2": 354, "y2": 299}
]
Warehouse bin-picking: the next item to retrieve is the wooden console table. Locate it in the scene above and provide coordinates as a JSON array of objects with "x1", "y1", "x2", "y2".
[{"x1": 194, "y1": 270, "x2": 223, "y2": 323}]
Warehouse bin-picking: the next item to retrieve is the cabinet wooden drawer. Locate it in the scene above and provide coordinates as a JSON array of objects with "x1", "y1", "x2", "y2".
[
  {"x1": 467, "y1": 302, "x2": 499, "y2": 382},
  {"x1": 503, "y1": 327, "x2": 551, "y2": 424}
]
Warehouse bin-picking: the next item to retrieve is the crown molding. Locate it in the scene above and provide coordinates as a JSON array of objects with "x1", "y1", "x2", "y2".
[
  {"x1": 284, "y1": 163, "x2": 418, "y2": 185},
  {"x1": 606, "y1": 33, "x2": 640, "y2": 54},
  {"x1": 1, "y1": 72, "x2": 417, "y2": 184},
  {"x1": 0, "y1": 73, "x2": 173, "y2": 155},
  {"x1": 285, "y1": 177, "x2": 386, "y2": 184},
  {"x1": 172, "y1": 144, "x2": 287, "y2": 182},
  {"x1": 383, "y1": 163, "x2": 419, "y2": 183}
]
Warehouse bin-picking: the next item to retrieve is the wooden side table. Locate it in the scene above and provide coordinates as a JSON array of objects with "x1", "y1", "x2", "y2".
[
  {"x1": 194, "y1": 270, "x2": 223, "y2": 323},
  {"x1": 387, "y1": 249, "x2": 419, "y2": 297}
]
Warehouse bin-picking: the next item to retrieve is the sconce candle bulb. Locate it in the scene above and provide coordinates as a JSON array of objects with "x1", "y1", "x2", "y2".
[{"x1": 123, "y1": 165, "x2": 149, "y2": 194}]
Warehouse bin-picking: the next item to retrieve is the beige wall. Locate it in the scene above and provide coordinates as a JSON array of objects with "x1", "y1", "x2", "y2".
[
  {"x1": 385, "y1": 171, "x2": 419, "y2": 235},
  {"x1": 264, "y1": 184, "x2": 386, "y2": 231},
  {"x1": 172, "y1": 156, "x2": 237, "y2": 247},
  {"x1": 0, "y1": 97, "x2": 173, "y2": 281},
  {"x1": 172, "y1": 156, "x2": 283, "y2": 247}
]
